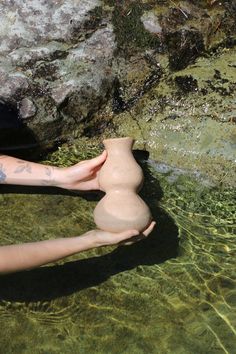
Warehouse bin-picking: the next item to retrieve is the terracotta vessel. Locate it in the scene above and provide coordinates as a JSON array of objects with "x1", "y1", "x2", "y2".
[{"x1": 93, "y1": 137, "x2": 152, "y2": 232}]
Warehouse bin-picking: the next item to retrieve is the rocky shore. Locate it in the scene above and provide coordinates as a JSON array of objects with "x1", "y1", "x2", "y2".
[{"x1": 0, "y1": 0, "x2": 235, "y2": 185}]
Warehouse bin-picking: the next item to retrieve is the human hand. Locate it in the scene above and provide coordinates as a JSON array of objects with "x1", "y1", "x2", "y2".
[
  {"x1": 86, "y1": 221, "x2": 156, "y2": 248},
  {"x1": 56, "y1": 151, "x2": 107, "y2": 191}
]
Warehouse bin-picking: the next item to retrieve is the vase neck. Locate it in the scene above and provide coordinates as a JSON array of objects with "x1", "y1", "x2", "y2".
[{"x1": 103, "y1": 137, "x2": 134, "y2": 155}]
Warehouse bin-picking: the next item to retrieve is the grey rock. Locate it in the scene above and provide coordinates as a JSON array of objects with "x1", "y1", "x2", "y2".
[
  {"x1": 0, "y1": 0, "x2": 101, "y2": 54},
  {"x1": 0, "y1": 0, "x2": 115, "y2": 145},
  {"x1": 19, "y1": 98, "x2": 37, "y2": 119},
  {"x1": 50, "y1": 26, "x2": 116, "y2": 111},
  {"x1": 0, "y1": 69, "x2": 29, "y2": 102}
]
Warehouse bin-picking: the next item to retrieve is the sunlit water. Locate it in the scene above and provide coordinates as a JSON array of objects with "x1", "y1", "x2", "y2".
[{"x1": 0, "y1": 156, "x2": 235, "y2": 354}]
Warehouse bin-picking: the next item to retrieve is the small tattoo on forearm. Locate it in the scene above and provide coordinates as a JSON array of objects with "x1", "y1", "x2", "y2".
[
  {"x1": 45, "y1": 166, "x2": 52, "y2": 177},
  {"x1": 14, "y1": 161, "x2": 32, "y2": 174},
  {"x1": 42, "y1": 166, "x2": 55, "y2": 186}
]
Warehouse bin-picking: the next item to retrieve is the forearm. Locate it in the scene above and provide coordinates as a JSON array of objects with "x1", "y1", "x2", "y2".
[
  {"x1": 0, "y1": 155, "x2": 62, "y2": 187},
  {"x1": 0, "y1": 232, "x2": 97, "y2": 274}
]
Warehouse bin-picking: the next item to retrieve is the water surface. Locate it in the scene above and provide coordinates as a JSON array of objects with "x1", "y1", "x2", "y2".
[{"x1": 0, "y1": 149, "x2": 235, "y2": 354}]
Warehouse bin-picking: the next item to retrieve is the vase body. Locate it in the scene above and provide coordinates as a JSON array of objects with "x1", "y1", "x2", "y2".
[{"x1": 93, "y1": 137, "x2": 152, "y2": 232}]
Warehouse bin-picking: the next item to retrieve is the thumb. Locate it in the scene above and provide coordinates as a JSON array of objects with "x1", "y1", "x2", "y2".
[
  {"x1": 88, "y1": 150, "x2": 107, "y2": 167},
  {"x1": 118, "y1": 229, "x2": 139, "y2": 242}
]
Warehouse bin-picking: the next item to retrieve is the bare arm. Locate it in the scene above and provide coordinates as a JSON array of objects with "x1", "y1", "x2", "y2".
[
  {"x1": 0, "y1": 234, "x2": 95, "y2": 274},
  {"x1": 0, "y1": 151, "x2": 107, "y2": 190},
  {"x1": 0, "y1": 152, "x2": 156, "y2": 273},
  {"x1": 0, "y1": 154, "x2": 63, "y2": 186},
  {"x1": 0, "y1": 222, "x2": 156, "y2": 274}
]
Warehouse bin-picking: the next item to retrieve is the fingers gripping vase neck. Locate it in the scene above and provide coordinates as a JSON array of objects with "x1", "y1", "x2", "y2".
[{"x1": 93, "y1": 137, "x2": 152, "y2": 233}]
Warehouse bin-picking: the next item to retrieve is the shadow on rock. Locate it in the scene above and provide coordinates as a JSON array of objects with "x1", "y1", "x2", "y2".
[
  {"x1": 0, "y1": 161, "x2": 179, "y2": 302},
  {"x1": 0, "y1": 101, "x2": 59, "y2": 160}
]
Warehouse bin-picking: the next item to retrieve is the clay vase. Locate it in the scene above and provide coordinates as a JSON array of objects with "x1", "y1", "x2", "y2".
[{"x1": 93, "y1": 137, "x2": 152, "y2": 232}]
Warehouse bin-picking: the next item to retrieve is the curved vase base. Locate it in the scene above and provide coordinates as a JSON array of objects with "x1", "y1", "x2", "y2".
[{"x1": 94, "y1": 207, "x2": 152, "y2": 233}]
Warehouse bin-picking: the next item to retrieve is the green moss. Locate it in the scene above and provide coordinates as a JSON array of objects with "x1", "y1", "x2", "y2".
[
  {"x1": 42, "y1": 137, "x2": 103, "y2": 167},
  {"x1": 107, "y1": 1, "x2": 160, "y2": 56}
]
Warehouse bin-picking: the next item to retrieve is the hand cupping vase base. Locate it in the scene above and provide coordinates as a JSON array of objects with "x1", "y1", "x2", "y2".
[{"x1": 93, "y1": 137, "x2": 152, "y2": 232}]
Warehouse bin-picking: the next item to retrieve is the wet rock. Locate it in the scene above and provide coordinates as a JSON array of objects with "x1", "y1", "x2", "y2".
[
  {"x1": 165, "y1": 28, "x2": 205, "y2": 70},
  {"x1": 174, "y1": 75, "x2": 198, "y2": 93},
  {"x1": 106, "y1": 46, "x2": 236, "y2": 187}
]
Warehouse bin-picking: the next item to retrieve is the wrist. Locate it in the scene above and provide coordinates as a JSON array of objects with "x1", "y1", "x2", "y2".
[
  {"x1": 53, "y1": 167, "x2": 68, "y2": 188},
  {"x1": 82, "y1": 230, "x2": 111, "y2": 248},
  {"x1": 76, "y1": 231, "x2": 98, "y2": 251}
]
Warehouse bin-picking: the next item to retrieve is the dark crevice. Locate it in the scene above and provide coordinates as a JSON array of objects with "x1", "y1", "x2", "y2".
[{"x1": 0, "y1": 102, "x2": 40, "y2": 159}]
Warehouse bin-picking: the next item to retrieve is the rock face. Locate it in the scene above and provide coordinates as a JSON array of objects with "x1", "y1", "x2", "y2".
[
  {"x1": 92, "y1": 1, "x2": 236, "y2": 186},
  {"x1": 0, "y1": 0, "x2": 115, "y2": 148},
  {"x1": 0, "y1": 0, "x2": 236, "y2": 185}
]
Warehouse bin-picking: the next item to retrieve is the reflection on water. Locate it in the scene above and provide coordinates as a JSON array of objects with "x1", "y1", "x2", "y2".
[{"x1": 0, "y1": 150, "x2": 235, "y2": 354}]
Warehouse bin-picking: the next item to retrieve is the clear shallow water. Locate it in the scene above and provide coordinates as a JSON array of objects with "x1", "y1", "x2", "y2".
[{"x1": 0, "y1": 152, "x2": 235, "y2": 354}]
